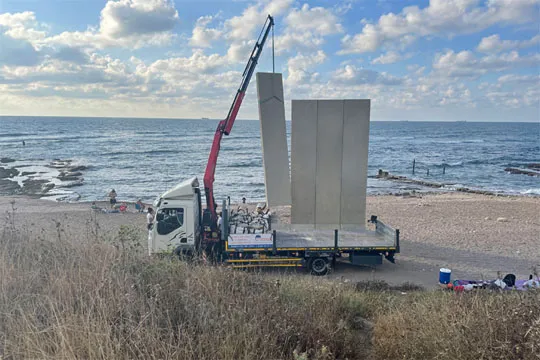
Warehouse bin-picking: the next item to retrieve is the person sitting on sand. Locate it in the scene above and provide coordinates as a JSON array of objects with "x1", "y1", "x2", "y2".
[
  {"x1": 108, "y1": 189, "x2": 117, "y2": 208},
  {"x1": 119, "y1": 202, "x2": 127, "y2": 212},
  {"x1": 135, "y1": 199, "x2": 145, "y2": 213}
]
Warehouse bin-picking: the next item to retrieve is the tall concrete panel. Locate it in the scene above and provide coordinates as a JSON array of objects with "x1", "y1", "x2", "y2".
[
  {"x1": 290, "y1": 100, "x2": 317, "y2": 225},
  {"x1": 290, "y1": 99, "x2": 371, "y2": 229},
  {"x1": 340, "y1": 100, "x2": 370, "y2": 230},
  {"x1": 315, "y1": 100, "x2": 344, "y2": 227},
  {"x1": 256, "y1": 72, "x2": 291, "y2": 206}
]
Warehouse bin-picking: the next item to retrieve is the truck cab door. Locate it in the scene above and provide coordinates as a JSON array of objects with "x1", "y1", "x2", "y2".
[{"x1": 153, "y1": 207, "x2": 194, "y2": 252}]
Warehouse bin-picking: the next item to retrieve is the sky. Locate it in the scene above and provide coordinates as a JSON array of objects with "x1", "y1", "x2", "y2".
[{"x1": 0, "y1": 0, "x2": 539, "y2": 121}]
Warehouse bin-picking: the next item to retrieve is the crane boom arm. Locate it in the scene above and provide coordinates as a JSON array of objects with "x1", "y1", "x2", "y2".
[{"x1": 203, "y1": 15, "x2": 274, "y2": 223}]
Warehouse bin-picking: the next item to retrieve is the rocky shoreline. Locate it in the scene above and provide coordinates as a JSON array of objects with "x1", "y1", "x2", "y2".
[
  {"x1": 373, "y1": 168, "x2": 537, "y2": 197},
  {"x1": 504, "y1": 163, "x2": 540, "y2": 177},
  {"x1": 0, "y1": 157, "x2": 87, "y2": 200}
]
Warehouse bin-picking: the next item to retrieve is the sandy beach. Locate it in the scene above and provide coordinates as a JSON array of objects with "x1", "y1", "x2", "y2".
[{"x1": 1, "y1": 193, "x2": 538, "y2": 287}]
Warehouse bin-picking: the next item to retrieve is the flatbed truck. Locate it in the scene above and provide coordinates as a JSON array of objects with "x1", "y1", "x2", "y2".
[{"x1": 149, "y1": 177, "x2": 399, "y2": 275}]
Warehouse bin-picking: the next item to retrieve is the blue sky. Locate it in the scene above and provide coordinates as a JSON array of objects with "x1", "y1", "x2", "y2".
[{"x1": 0, "y1": 0, "x2": 538, "y2": 121}]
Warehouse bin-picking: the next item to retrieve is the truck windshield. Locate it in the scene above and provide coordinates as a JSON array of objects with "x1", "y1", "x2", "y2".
[{"x1": 156, "y1": 208, "x2": 184, "y2": 235}]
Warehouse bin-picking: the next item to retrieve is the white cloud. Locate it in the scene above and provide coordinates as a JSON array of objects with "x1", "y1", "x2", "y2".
[
  {"x1": 225, "y1": 0, "x2": 292, "y2": 41},
  {"x1": 226, "y1": 41, "x2": 253, "y2": 63},
  {"x1": 274, "y1": 32, "x2": 325, "y2": 53},
  {"x1": 433, "y1": 50, "x2": 540, "y2": 78},
  {"x1": 222, "y1": 0, "x2": 293, "y2": 65},
  {"x1": 99, "y1": 0, "x2": 178, "y2": 38},
  {"x1": 332, "y1": 64, "x2": 403, "y2": 85},
  {"x1": 0, "y1": 11, "x2": 47, "y2": 41},
  {"x1": 477, "y1": 34, "x2": 540, "y2": 53},
  {"x1": 147, "y1": 50, "x2": 228, "y2": 76},
  {"x1": 339, "y1": 0, "x2": 540, "y2": 54},
  {"x1": 286, "y1": 50, "x2": 327, "y2": 85},
  {"x1": 497, "y1": 74, "x2": 540, "y2": 85},
  {"x1": 371, "y1": 51, "x2": 404, "y2": 64},
  {"x1": 485, "y1": 87, "x2": 539, "y2": 108},
  {"x1": 0, "y1": 53, "x2": 139, "y2": 86},
  {"x1": 273, "y1": 3, "x2": 343, "y2": 54},
  {"x1": 1, "y1": 0, "x2": 180, "y2": 51},
  {"x1": 189, "y1": 15, "x2": 222, "y2": 48},
  {"x1": 285, "y1": 4, "x2": 343, "y2": 36}
]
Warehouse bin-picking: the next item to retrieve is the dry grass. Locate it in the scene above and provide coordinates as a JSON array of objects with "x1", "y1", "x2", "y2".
[{"x1": 1, "y1": 203, "x2": 539, "y2": 360}]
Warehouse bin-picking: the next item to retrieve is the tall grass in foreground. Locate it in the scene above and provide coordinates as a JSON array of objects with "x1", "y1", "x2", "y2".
[{"x1": 1, "y1": 206, "x2": 539, "y2": 359}]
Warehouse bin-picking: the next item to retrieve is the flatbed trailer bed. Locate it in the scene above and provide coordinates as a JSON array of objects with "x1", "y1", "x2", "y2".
[{"x1": 222, "y1": 212, "x2": 400, "y2": 275}]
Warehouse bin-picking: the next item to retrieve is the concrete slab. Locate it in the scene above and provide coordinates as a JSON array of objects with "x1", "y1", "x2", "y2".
[
  {"x1": 340, "y1": 100, "x2": 370, "y2": 230},
  {"x1": 290, "y1": 100, "x2": 317, "y2": 224},
  {"x1": 315, "y1": 100, "x2": 344, "y2": 227},
  {"x1": 290, "y1": 99, "x2": 371, "y2": 229},
  {"x1": 256, "y1": 73, "x2": 291, "y2": 207}
]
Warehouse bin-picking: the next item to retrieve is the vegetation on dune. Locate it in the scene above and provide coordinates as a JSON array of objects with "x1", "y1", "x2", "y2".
[{"x1": 1, "y1": 203, "x2": 539, "y2": 359}]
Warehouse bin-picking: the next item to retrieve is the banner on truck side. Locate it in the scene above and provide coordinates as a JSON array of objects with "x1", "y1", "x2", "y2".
[{"x1": 228, "y1": 233, "x2": 273, "y2": 248}]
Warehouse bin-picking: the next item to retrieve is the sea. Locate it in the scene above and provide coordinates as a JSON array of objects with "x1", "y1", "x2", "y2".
[{"x1": 0, "y1": 116, "x2": 539, "y2": 203}]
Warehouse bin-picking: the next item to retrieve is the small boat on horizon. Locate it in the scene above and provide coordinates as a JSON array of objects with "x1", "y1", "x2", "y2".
[{"x1": 201, "y1": 117, "x2": 210, "y2": 120}]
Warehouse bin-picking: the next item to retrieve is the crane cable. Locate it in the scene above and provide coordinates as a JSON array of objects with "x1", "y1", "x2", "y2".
[{"x1": 272, "y1": 20, "x2": 275, "y2": 73}]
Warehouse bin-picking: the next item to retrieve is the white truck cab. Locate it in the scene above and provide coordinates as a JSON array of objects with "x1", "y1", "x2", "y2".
[{"x1": 148, "y1": 177, "x2": 201, "y2": 255}]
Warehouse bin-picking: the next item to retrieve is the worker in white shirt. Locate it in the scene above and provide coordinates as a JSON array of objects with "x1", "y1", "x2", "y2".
[
  {"x1": 147, "y1": 207, "x2": 155, "y2": 230},
  {"x1": 217, "y1": 211, "x2": 223, "y2": 230}
]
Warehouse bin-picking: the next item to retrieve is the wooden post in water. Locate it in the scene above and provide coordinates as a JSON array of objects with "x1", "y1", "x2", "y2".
[
  {"x1": 412, "y1": 159, "x2": 416, "y2": 175},
  {"x1": 427, "y1": 168, "x2": 430, "y2": 176},
  {"x1": 443, "y1": 165, "x2": 446, "y2": 175}
]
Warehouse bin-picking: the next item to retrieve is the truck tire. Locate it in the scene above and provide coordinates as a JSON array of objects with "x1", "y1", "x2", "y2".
[{"x1": 308, "y1": 257, "x2": 329, "y2": 276}]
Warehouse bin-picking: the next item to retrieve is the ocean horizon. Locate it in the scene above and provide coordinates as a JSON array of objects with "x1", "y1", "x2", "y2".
[{"x1": 1, "y1": 116, "x2": 539, "y2": 202}]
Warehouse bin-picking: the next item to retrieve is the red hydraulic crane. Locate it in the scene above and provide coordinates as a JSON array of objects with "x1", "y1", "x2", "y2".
[{"x1": 202, "y1": 15, "x2": 274, "y2": 240}]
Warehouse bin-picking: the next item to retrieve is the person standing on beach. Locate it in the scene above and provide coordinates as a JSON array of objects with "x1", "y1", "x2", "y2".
[
  {"x1": 136, "y1": 199, "x2": 145, "y2": 212},
  {"x1": 147, "y1": 208, "x2": 154, "y2": 231},
  {"x1": 108, "y1": 189, "x2": 117, "y2": 208}
]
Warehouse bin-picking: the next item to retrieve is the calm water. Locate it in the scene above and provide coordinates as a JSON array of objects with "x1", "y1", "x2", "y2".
[{"x1": 1, "y1": 116, "x2": 539, "y2": 202}]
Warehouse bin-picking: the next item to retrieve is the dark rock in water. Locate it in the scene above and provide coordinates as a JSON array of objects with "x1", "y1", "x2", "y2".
[
  {"x1": 49, "y1": 159, "x2": 72, "y2": 169},
  {"x1": 60, "y1": 179, "x2": 84, "y2": 188},
  {"x1": 374, "y1": 169, "x2": 503, "y2": 195},
  {"x1": 376, "y1": 169, "x2": 443, "y2": 189},
  {"x1": 525, "y1": 163, "x2": 540, "y2": 171},
  {"x1": 58, "y1": 175, "x2": 81, "y2": 182},
  {"x1": 0, "y1": 157, "x2": 15, "y2": 163},
  {"x1": 21, "y1": 179, "x2": 50, "y2": 196},
  {"x1": 42, "y1": 183, "x2": 55, "y2": 193},
  {"x1": 0, "y1": 179, "x2": 21, "y2": 195},
  {"x1": 504, "y1": 167, "x2": 540, "y2": 177},
  {"x1": 455, "y1": 187, "x2": 496, "y2": 196},
  {"x1": 50, "y1": 192, "x2": 81, "y2": 202},
  {"x1": 67, "y1": 165, "x2": 88, "y2": 172},
  {"x1": 21, "y1": 171, "x2": 37, "y2": 176},
  {"x1": 58, "y1": 171, "x2": 83, "y2": 181},
  {"x1": 0, "y1": 167, "x2": 19, "y2": 179}
]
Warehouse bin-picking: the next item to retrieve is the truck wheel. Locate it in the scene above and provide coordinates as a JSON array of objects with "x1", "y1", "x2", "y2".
[{"x1": 308, "y1": 257, "x2": 329, "y2": 276}]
